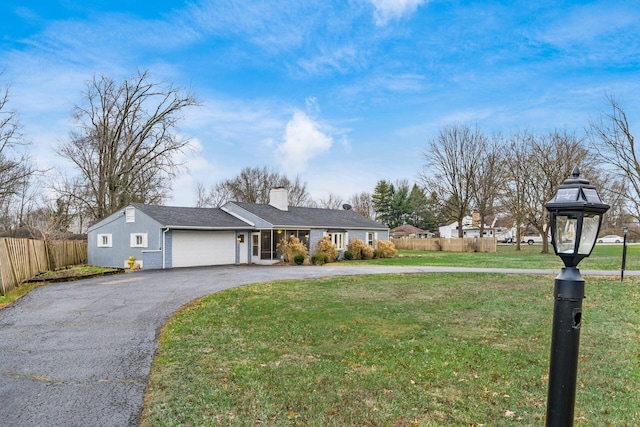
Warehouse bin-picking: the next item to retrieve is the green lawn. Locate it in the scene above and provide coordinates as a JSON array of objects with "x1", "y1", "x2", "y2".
[
  {"x1": 352, "y1": 243, "x2": 639, "y2": 271},
  {"x1": 142, "y1": 273, "x2": 640, "y2": 426}
]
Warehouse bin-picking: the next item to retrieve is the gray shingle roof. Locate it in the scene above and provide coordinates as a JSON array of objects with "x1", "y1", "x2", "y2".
[
  {"x1": 130, "y1": 202, "x2": 387, "y2": 230},
  {"x1": 130, "y1": 203, "x2": 250, "y2": 229},
  {"x1": 231, "y1": 202, "x2": 388, "y2": 229}
]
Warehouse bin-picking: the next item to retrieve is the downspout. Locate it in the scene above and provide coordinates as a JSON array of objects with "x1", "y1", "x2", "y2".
[{"x1": 162, "y1": 227, "x2": 169, "y2": 269}]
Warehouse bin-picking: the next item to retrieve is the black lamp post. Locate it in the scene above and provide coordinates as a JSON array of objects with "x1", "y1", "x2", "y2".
[
  {"x1": 544, "y1": 167, "x2": 610, "y2": 426},
  {"x1": 621, "y1": 225, "x2": 628, "y2": 282}
]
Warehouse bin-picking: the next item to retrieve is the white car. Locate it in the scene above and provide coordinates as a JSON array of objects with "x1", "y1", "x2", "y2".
[
  {"x1": 521, "y1": 235, "x2": 543, "y2": 245},
  {"x1": 597, "y1": 235, "x2": 624, "y2": 243}
]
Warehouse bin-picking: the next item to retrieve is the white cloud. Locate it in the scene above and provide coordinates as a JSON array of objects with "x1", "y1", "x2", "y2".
[
  {"x1": 277, "y1": 111, "x2": 333, "y2": 173},
  {"x1": 370, "y1": 0, "x2": 428, "y2": 25},
  {"x1": 296, "y1": 45, "x2": 365, "y2": 77}
]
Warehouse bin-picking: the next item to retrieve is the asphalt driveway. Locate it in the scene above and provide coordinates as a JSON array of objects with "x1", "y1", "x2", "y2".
[{"x1": 0, "y1": 264, "x2": 629, "y2": 426}]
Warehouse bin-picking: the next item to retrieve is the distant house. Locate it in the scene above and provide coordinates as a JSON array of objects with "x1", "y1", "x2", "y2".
[
  {"x1": 389, "y1": 224, "x2": 434, "y2": 239},
  {"x1": 438, "y1": 216, "x2": 496, "y2": 238},
  {"x1": 87, "y1": 188, "x2": 389, "y2": 269}
]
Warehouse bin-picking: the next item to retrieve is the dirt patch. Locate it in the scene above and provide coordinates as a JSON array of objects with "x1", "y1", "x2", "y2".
[{"x1": 27, "y1": 266, "x2": 124, "y2": 283}]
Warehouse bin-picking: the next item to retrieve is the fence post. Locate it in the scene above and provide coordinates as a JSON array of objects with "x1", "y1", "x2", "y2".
[{"x1": 3, "y1": 239, "x2": 19, "y2": 292}]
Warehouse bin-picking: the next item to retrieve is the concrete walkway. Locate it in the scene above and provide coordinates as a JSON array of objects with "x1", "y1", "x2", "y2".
[{"x1": 0, "y1": 265, "x2": 634, "y2": 426}]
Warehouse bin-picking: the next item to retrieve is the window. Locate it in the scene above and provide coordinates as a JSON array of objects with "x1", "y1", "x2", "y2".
[
  {"x1": 367, "y1": 232, "x2": 376, "y2": 247},
  {"x1": 328, "y1": 232, "x2": 345, "y2": 250},
  {"x1": 97, "y1": 234, "x2": 112, "y2": 248},
  {"x1": 125, "y1": 207, "x2": 135, "y2": 223},
  {"x1": 252, "y1": 234, "x2": 259, "y2": 257},
  {"x1": 130, "y1": 233, "x2": 148, "y2": 248}
]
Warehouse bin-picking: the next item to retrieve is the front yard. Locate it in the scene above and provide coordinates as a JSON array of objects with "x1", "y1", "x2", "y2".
[{"x1": 142, "y1": 273, "x2": 640, "y2": 426}]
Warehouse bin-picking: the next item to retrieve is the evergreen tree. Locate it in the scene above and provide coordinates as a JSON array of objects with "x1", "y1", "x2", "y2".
[
  {"x1": 372, "y1": 180, "x2": 394, "y2": 226},
  {"x1": 389, "y1": 181, "x2": 411, "y2": 228}
]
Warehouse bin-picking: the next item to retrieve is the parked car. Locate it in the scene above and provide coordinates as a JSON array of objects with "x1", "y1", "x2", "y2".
[
  {"x1": 521, "y1": 234, "x2": 543, "y2": 245},
  {"x1": 597, "y1": 235, "x2": 623, "y2": 243}
]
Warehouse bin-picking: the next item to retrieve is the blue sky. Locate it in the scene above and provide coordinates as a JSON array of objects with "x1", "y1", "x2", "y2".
[{"x1": 1, "y1": 0, "x2": 639, "y2": 206}]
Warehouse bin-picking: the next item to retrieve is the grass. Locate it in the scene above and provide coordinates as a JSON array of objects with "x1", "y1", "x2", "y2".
[
  {"x1": 142, "y1": 273, "x2": 640, "y2": 426},
  {"x1": 350, "y1": 243, "x2": 640, "y2": 271},
  {"x1": 0, "y1": 281, "x2": 47, "y2": 309}
]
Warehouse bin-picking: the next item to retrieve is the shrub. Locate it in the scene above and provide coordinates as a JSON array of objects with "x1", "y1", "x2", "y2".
[
  {"x1": 276, "y1": 235, "x2": 308, "y2": 265},
  {"x1": 343, "y1": 250, "x2": 353, "y2": 260},
  {"x1": 293, "y1": 254, "x2": 305, "y2": 265},
  {"x1": 376, "y1": 240, "x2": 397, "y2": 258},
  {"x1": 347, "y1": 238, "x2": 374, "y2": 260},
  {"x1": 315, "y1": 236, "x2": 339, "y2": 263},
  {"x1": 311, "y1": 253, "x2": 328, "y2": 265}
]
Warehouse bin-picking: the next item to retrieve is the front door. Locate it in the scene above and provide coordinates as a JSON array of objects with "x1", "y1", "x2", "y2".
[
  {"x1": 251, "y1": 233, "x2": 260, "y2": 264},
  {"x1": 238, "y1": 233, "x2": 248, "y2": 264}
]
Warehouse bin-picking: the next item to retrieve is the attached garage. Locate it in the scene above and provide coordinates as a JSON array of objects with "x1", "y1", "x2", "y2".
[{"x1": 171, "y1": 230, "x2": 236, "y2": 267}]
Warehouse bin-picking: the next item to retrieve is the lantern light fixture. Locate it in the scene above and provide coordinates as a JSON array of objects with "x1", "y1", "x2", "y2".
[{"x1": 545, "y1": 167, "x2": 610, "y2": 268}]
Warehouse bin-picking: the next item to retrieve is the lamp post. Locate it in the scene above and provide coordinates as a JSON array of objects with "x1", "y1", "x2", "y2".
[
  {"x1": 621, "y1": 225, "x2": 628, "y2": 282},
  {"x1": 544, "y1": 167, "x2": 610, "y2": 427}
]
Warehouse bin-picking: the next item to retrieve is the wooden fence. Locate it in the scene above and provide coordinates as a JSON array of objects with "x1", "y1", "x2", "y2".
[
  {"x1": 391, "y1": 237, "x2": 497, "y2": 253},
  {"x1": 0, "y1": 238, "x2": 87, "y2": 296}
]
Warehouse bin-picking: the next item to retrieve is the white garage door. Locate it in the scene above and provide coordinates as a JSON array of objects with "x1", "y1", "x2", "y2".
[{"x1": 172, "y1": 231, "x2": 236, "y2": 267}]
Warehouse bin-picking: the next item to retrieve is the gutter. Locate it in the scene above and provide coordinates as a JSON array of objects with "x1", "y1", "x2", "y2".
[
  {"x1": 163, "y1": 225, "x2": 253, "y2": 231},
  {"x1": 162, "y1": 227, "x2": 168, "y2": 269}
]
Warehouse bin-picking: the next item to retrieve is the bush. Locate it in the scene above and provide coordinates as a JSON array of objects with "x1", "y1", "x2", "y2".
[
  {"x1": 315, "y1": 236, "x2": 339, "y2": 263},
  {"x1": 347, "y1": 238, "x2": 374, "y2": 260},
  {"x1": 276, "y1": 235, "x2": 308, "y2": 265},
  {"x1": 311, "y1": 253, "x2": 328, "y2": 265},
  {"x1": 293, "y1": 254, "x2": 305, "y2": 265},
  {"x1": 376, "y1": 240, "x2": 397, "y2": 258},
  {"x1": 343, "y1": 250, "x2": 353, "y2": 260}
]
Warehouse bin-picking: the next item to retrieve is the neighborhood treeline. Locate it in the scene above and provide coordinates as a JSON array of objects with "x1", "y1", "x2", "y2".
[{"x1": 0, "y1": 70, "x2": 636, "y2": 247}]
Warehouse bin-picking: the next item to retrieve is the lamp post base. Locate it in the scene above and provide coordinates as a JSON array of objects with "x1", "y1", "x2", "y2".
[{"x1": 546, "y1": 266, "x2": 585, "y2": 427}]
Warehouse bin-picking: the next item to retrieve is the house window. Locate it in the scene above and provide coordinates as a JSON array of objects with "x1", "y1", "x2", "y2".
[
  {"x1": 97, "y1": 234, "x2": 112, "y2": 248},
  {"x1": 367, "y1": 232, "x2": 376, "y2": 246},
  {"x1": 130, "y1": 233, "x2": 148, "y2": 248},
  {"x1": 125, "y1": 207, "x2": 135, "y2": 223},
  {"x1": 328, "y1": 232, "x2": 345, "y2": 250},
  {"x1": 252, "y1": 234, "x2": 259, "y2": 257}
]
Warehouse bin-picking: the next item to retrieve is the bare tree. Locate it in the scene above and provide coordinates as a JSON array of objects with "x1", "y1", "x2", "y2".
[
  {"x1": 196, "y1": 166, "x2": 310, "y2": 207},
  {"x1": 316, "y1": 193, "x2": 344, "y2": 210},
  {"x1": 56, "y1": 70, "x2": 200, "y2": 221},
  {"x1": 500, "y1": 131, "x2": 533, "y2": 250},
  {"x1": 588, "y1": 96, "x2": 640, "y2": 221},
  {"x1": 194, "y1": 181, "x2": 233, "y2": 208},
  {"x1": 471, "y1": 134, "x2": 507, "y2": 238},
  {"x1": 348, "y1": 191, "x2": 373, "y2": 219},
  {"x1": 0, "y1": 77, "x2": 35, "y2": 222},
  {"x1": 504, "y1": 130, "x2": 593, "y2": 253},
  {"x1": 420, "y1": 124, "x2": 484, "y2": 237}
]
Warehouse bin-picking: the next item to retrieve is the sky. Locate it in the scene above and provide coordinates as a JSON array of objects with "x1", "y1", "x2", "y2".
[{"x1": 1, "y1": 0, "x2": 639, "y2": 206}]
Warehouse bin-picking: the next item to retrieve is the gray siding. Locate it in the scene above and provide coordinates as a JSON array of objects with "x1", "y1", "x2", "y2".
[
  {"x1": 88, "y1": 207, "x2": 163, "y2": 268},
  {"x1": 142, "y1": 250, "x2": 163, "y2": 270},
  {"x1": 308, "y1": 229, "x2": 326, "y2": 255},
  {"x1": 164, "y1": 230, "x2": 173, "y2": 269}
]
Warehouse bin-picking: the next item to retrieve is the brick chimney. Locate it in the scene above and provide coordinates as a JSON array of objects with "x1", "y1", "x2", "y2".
[{"x1": 268, "y1": 188, "x2": 288, "y2": 211}]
